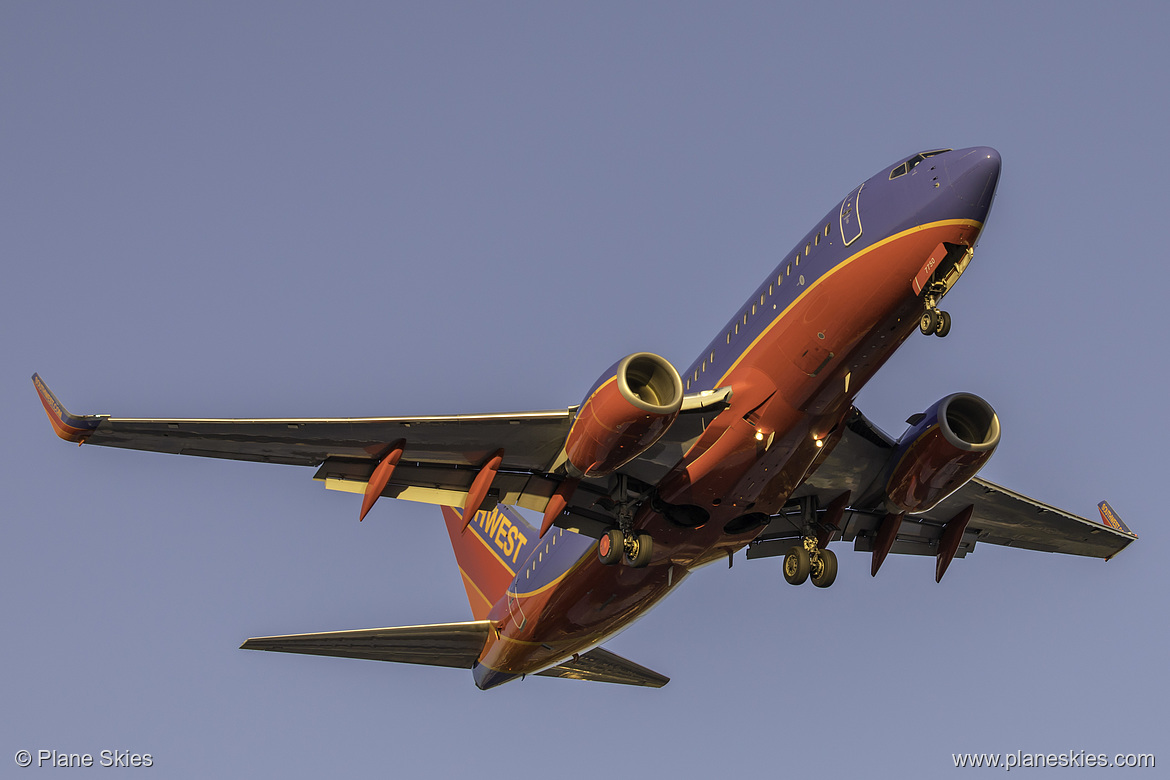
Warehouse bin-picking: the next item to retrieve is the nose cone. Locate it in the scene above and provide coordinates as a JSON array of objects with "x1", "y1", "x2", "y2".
[{"x1": 945, "y1": 146, "x2": 1001, "y2": 222}]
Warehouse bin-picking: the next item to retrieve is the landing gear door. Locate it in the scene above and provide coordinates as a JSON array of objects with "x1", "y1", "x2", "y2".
[{"x1": 839, "y1": 184, "x2": 863, "y2": 246}]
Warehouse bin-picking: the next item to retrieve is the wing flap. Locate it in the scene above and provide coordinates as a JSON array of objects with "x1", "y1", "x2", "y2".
[
  {"x1": 239, "y1": 620, "x2": 492, "y2": 668},
  {"x1": 535, "y1": 647, "x2": 669, "y2": 688}
]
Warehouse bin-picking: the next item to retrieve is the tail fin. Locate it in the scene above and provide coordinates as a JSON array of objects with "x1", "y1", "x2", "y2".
[{"x1": 440, "y1": 505, "x2": 538, "y2": 620}]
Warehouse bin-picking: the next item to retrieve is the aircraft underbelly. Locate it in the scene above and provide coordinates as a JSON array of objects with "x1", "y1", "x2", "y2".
[{"x1": 478, "y1": 222, "x2": 986, "y2": 678}]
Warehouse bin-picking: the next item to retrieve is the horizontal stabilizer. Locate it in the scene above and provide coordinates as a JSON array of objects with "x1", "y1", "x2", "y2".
[
  {"x1": 240, "y1": 620, "x2": 491, "y2": 668},
  {"x1": 536, "y1": 646, "x2": 669, "y2": 688}
]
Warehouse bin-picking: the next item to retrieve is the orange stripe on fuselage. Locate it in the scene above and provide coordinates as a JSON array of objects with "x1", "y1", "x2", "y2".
[
  {"x1": 481, "y1": 219, "x2": 986, "y2": 678},
  {"x1": 715, "y1": 219, "x2": 982, "y2": 387}
]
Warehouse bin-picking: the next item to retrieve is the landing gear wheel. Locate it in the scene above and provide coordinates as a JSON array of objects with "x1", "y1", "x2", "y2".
[
  {"x1": 935, "y1": 310, "x2": 951, "y2": 338},
  {"x1": 783, "y1": 545, "x2": 811, "y2": 585},
  {"x1": 919, "y1": 309, "x2": 939, "y2": 335},
  {"x1": 811, "y1": 548, "x2": 838, "y2": 588},
  {"x1": 625, "y1": 533, "x2": 653, "y2": 568},
  {"x1": 598, "y1": 529, "x2": 624, "y2": 565}
]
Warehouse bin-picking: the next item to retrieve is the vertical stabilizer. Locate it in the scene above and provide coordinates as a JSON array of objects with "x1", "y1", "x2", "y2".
[{"x1": 440, "y1": 505, "x2": 538, "y2": 620}]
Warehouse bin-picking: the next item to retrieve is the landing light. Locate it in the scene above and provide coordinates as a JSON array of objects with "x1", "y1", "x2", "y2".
[
  {"x1": 814, "y1": 438, "x2": 825, "y2": 449},
  {"x1": 754, "y1": 431, "x2": 765, "y2": 441}
]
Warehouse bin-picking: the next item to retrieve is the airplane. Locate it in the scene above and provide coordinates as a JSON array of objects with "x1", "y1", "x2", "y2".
[{"x1": 34, "y1": 146, "x2": 1136, "y2": 690}]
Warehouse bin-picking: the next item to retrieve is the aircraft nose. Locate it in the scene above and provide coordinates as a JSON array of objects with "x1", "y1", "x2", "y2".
[{"x1": 944, "y1": 146, "x2": 1001, "y2": 221}]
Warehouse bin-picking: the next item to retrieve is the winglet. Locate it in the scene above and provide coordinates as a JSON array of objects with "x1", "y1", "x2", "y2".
[
  {"x1": 31, "y1": 373, "x2": 102, "y2": 444},
  {"x1": 1097, "y1": 501, "x2": 1134, "y2": 535}
]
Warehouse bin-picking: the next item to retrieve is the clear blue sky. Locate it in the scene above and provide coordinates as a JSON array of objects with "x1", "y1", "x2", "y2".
[{"x1": 4, "y1": 2, "x2": 1165, "y2": 777}]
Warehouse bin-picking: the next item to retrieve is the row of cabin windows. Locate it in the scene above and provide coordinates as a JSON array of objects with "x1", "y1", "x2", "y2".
[
  {"x1": 525, "y1": 526, "x2": 561, "y2": 579},
  {"x1": 685, "y1": 223, "x2": 832, "y2": 391}
]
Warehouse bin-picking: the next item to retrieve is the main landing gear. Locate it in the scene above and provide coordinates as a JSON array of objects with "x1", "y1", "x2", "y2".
[
  {"x1": 597, "y1": 473, "x2": 654, "y2": 568},
  {"x1": 783, "y1": 536, "x2": 838, "y2": 588},
  {"x1": 598, "y1": 528, "x2": 653, "y2": 568},
  {"x1": 919, "y1": 282, "x2": 951, "y2": 338}
]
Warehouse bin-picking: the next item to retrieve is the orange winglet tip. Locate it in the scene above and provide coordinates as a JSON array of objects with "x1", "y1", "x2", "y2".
[
  {"x1": 32, "y1": 373, "x2": 101, "y2": 444},
  {"x1": 1097, "y1": 501, "x2": 1133, "y2": 535}
]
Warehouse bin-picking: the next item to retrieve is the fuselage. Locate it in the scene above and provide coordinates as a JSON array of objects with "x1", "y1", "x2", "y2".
[{"x1": 474, "y1": 147, "x2": 1002, "y2": 688}]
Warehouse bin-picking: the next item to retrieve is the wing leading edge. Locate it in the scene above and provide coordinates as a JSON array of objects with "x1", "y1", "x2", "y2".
[{"x1": 32, "y1": 374, "x2": 729, "y2": 519}]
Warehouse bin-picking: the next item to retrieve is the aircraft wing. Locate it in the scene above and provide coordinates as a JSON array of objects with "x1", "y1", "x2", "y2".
[
  {"x1": 33, "y1": 374, "x2": 729, "y2": 515},
  {"x1": 749, "y1": 407, "x2": 1136, "y2": 566}
]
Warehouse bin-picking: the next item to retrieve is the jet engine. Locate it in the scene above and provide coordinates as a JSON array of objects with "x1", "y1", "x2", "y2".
[
  {"x1": 563, "y1": 352, "x2": 684, "y2": 478},
  {"x1": 884, "y1": 393, "x2": 1000, "y2": 514}
]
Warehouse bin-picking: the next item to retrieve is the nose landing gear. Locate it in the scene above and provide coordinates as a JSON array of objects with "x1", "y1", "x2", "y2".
[
  {"x1": 919, "y1": 308, "x2": 951, "y2": 337},
  {"x1": 919, "y1": 282, "x2": 951, "y2": 338},
  {"x1": 783, "y1": 537, "x2": 838, "y2": 588}
]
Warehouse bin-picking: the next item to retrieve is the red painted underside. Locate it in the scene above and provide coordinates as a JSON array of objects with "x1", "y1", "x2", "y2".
[{"x1": 478, "y1": 219, "x2": 983, "y2": 677}]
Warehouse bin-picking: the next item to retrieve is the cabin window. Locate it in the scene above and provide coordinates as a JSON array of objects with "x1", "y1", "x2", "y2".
[
  {"x1": 768, "y1": 284, "x2": 773, "y2": 296},
  {"x1": 751, "y1": 304, "x2": 756, "y2": 316},
  {"x1": 814, "y1": 234, "x2": 820, "y2": 246},
  {"x1": 824, "y1": 224, "x2": 830, "y2": 236},
  {"x1": 709, "y1": 351, "x2": 714, "y2": 363},
  {"x1": 786, "y1": 264, "x2": 791, "y2": 276},
  {"x1": 805, "y1": 243, "x2": 811, "y2": 256}
]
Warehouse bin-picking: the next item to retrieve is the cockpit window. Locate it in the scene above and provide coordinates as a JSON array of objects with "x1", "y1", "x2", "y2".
[{"x1": 890, "y1": 148, "x2": 952, "y2": 179}]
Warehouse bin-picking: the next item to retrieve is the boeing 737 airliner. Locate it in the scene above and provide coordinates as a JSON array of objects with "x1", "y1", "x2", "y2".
[{"x1": 35, "y1": 147, "x2": 1135, "y2": 688}]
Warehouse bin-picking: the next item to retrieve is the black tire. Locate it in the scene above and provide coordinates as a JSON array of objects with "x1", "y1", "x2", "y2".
[
  {"x1": 598, "y1": 529, "x2": 624, "y2": 565},
  {"x1": 626, "y1": 533, "x2": 653, "y2": 568},
  {"x1": 935, "y1": 310, "x2": 952, "y2": 338},
  {"x1": 783, "y1": 545, "x2": 811, "y2": 585},
  {"x1": 919, "y1": 309, "x2": 939, "y2": 335},
  {"x1": 811, "y1": 547, "x2": 838, "y2": 588}
]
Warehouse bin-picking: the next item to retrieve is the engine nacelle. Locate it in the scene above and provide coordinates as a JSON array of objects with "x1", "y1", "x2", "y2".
[
  {"x1": 885, "y1": 393, "x2": 1000, "y2": 514},
  {"x1": 563, "y1": 352, "x2": 684, "y2": 478}
]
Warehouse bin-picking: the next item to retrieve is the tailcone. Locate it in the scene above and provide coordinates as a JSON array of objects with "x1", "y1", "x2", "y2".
[{"x1": 473, "y1": 661, "x2": 522, "y2": 690}]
